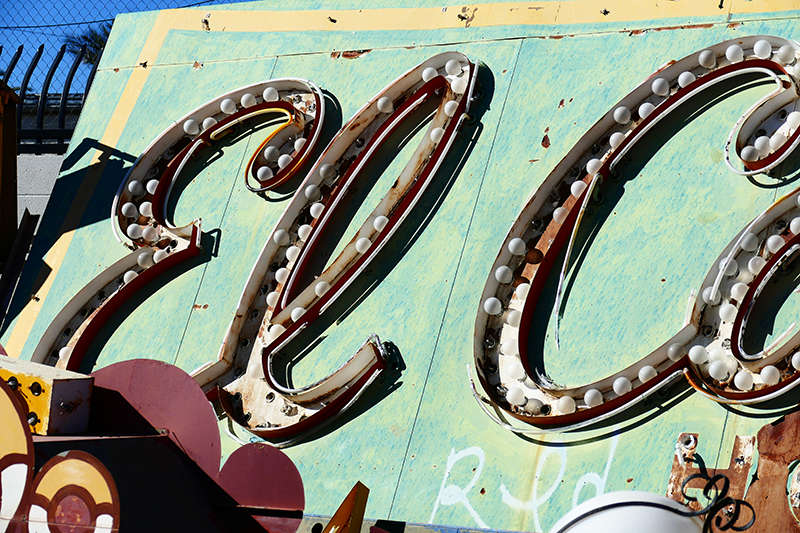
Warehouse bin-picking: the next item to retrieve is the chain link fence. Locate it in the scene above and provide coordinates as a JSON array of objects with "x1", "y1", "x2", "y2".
[{"x1": 1, "y1": 0, "x2": 244, "y2": 153}]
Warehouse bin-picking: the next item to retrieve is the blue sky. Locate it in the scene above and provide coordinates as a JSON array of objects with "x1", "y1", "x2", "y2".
[{"x1": 1, "y1": 0, "x2": 241, "y2": 94}]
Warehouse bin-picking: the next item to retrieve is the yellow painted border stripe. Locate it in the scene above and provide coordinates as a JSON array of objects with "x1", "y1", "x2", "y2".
[{"x1": 7, "y1": 0, "x2": 798, "y2": 355}]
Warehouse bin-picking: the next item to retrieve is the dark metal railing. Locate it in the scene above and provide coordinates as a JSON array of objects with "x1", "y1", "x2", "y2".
[{"x1": 3, "y1": 43, "x2": 99, "y2": 155}]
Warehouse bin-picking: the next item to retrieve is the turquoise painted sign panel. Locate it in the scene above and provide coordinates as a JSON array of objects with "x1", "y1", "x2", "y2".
[{"x1": 5, "y1": 2, "x2": 800, "y2": 531}]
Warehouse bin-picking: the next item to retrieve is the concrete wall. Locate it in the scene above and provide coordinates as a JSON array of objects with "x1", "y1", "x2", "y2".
[{"x1": 16, "y1": 154, "x2": 60, "y2": 225}]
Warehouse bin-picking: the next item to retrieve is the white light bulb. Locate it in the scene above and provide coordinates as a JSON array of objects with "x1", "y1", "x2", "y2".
[
  {"x1": 571, "y1": 180, "x2": 587, "y2": 198},
  {"x1": 748, "y1": 256, "x2": 766, "y2": 275},
  {"x1": 146, "y1": 180, "x2": 159, "y2": 195},
  {"x1": 257, "y1": 166, "x2": 274, "y2": 181},
  {"x1": 123, "y1": 270, "x2": 138, "y2": 284},
  {"x1": 495, "y1": 265, "x2": 513, "y2": 284},
  {"x1": 126, "y1": 224, "x2": 142, "y2": 240},
  {"x1": 373, "y1": 215, "x2": 389, "y2": 232},
  {"x1": 724, "y1": 356, "x2": 738, "y2": 376},
  {"x1": 788, "y1": 111, "x2": 800, "y2": 130},
  {"x1": 726, "y1": 44, "x2": 744, "y2": 63},
  {"x1": 613, "y1": 106, "x2": 631, "y2": 125},
  {"x1": 139, "y1": 201, "x2": 153, "y2": 218},
  {"x1": 264, "y1": 146, "x2": 280, "y2": 162},
  {"x1": 677, "y1": 71, "x2": 696, "y2": 88},
  {"x1": 767, "y1": 234, "x2": 784, "y2": 253},
  {"x1": 241, "y1": 93, "x2": 256, "y2": 108},
  {"x1": 202, "y1": 117, "x2": 217, "y2": 130},
  {"x1": 121, "y1": 202, "x2": 138, "y2": 218},
  {"x1": 638, "y1": 102, "x2": 655, "y2": 119},
  {"x1": 275, "y1": 268, "x2": 290, "y2": 284},
  {"x1": 377, "y1": 96, "x2": 393, "y2": 113},
  {"x1": 278, "y1": 154, "x2": 293, "y2": 169},
  {"x1": 770, "y1": 132, "x2": 788, "y2": 151},
  {"x1": 310, "y1": 203, "x2": 325, "y2": 218},
  {"x1": 609, "y1": 132, "x2": 626, "y2": 149},
  {"x1": 777, "y1": 44, "x2": 795, "y2": 64},
  {"x1": 651, "y1": 77, "x2": 669, "y2": 97},
  {"x1": 445, "y1": 59, "x2": 462, "y2": 76},
  {"x1": 741, "y1": 232, "x2": 759, "y2": 252},
  {"x1": 273, "y1": 229, "x2": 290, "y2": 246},
  {"x1": 246, "y1": 357, "x2": 265, "y2": 380},
  {"x1": 688, "y1": 345, "x2": 708, "y2": 364},
  {"x1": 613, "y1": 376, "x2": 632, "y2": 395},
  {"x1": 708, "y1": 360, "x2": 729, "y2": 381},
  {"x1": 294, "y1": 138, "x2": 307, "y2": 152},
  {"x1": 508, "y1": 238, "x2": 527, "y2": 256},
  {"x1": 290, "y1": 307, "x2": 305, "y2": 322},
  {"x1": 137, "y1": 250, "x2": 155, "y2": 268},
  {"x1": 523, "y1": 398, "x2": 542, "y2": 415},
  {"x1": 268, "y1": 324, "x2": 286, "y2": 339},
  {"x1": 506, "y1": 387, "x2": 526, "y2": 406},
  {"x1": 262, "y1": 87, "x2": 279, "y2": 102},
  {"x1": 667, "y1": 343, "x2": 685, "y2": 362},
  {"x1": 183, "y1": 119, "x2": 200, "y2": 135},
  {"x1": 484, "y1": 297, "x2": 503, "y2": 315},
  {"x1": 584, "y1": 389, "x2": 603, "y2": 408},
  {"x1": 638, "y1": 365, "x2": 657, "y2": 382},
  {"x1": 319, "y1": 163, "x2": 336, "y2": 180},
  {"x1": 755, "y1": 136, "x2": 771, "y2": 158},
  {"x1": 355, "y1": 237, "x2": 371, "y2": 254},
  {"x1": 556, "y1": 396, "x2": 576, "y2": 414},
  {"x1": 220, "y1": 98, "x2": 237, "y2": 114},
  {"x1": 527, "y1": 399, "x2": 544, "y2": 414},
  {"x1": 708, "y1": 347, "x2": 726, "y2": 362},
  {"x1": 501, "y1": 339, "x2": 518, "y2": 356},
  {"x1": 741, "y1": 146, "x2": 759, "y2": 162},
  {"x1": 129, "y1": 180, "x2": 145, "y2": 197},
  {"x1": 303, "y1": 184, "x2": 320, "y2": 201},
  {"x1": 59, "y1": 346, "x2": 72, "y2": 360},
  {"x1": 701, "y1": 285, "x2": 721, "y2": 304},
  {"x1": 153, "y1": 249, "x2": 168, "y2": 263},
  {"x1": 421, "y1": 67, "x2": 438, "y2": 82},
  {"x1": 792, "y1": 353, "x2": 800, "y2": 370},
  {"x1": 266, "y1": 291, "x2": 280, "y2": 307},
  {"x1": 444, "y1": 100, "x2": 459, "y2": 117},
  {"x1": 314, "y1": 281, "x2": 330, "y2": 297},
  {"x1": 286, "y1": 246, "x2": 301, "y2": 262},
  {"x1": 507, "y1": 360, "x2": 526, "y2": 380},
  {"x1": 719, "y1": 303, "x2": 737, "y2": 322},
  {"x1": 451, "y1": 77, "x2": 468, "y2": 94},
  {"x1": 730, "y1": 282, "x2": 748, "y2": 301},
  {"x1": 141, "y1": 226, "x2": 159, "y2": 243},
  {"x1": 507, "y1": 310, "x2": 522, "y2": 328},
  {"x1": 753, "y1": 39, "x2": 772, "y2": 59},
  {"x1": 698, "y1": 49, "x2": 716, "y2": 69},
  {"x1": 792, "y1": 217, "x2": 800, "y2": 235},
  {"x1": 298, "y1": 224, "x2": 313, "y2": 241},
  {"x1": 516, "y1": 283, "x2": 530, "y2": 300},
  {"x1": 553, "y1": 207, "x2": 568, "y2": 225},
  {"x1": 586, "y1": 158, "x2": 603, "y2": 176},
  {"x1": 719, "y1": 257, "x2": 737, "y2": 277},
  {"x1": 761, "y1": 365, "x2": 780, "y2": 386},
  {"x1": 430, "y1": 127, "x2": 445, "y2": 143},
  {"x1": 734, "y1": 371, "x2": 753, "y2": 390}
]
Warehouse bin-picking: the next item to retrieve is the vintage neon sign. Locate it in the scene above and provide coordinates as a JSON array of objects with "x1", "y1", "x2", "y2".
[
  {"x1": 30, "y1": 78, "x2": 326, "y2": 375},
  {"x1": 30, "y1": 53, "x2": 477, "y2": 445},
  {"x1": 471, "y1": 35, "x2": 800, "y2": 433}
]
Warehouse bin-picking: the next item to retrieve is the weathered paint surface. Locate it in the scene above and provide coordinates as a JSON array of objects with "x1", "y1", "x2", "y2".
[{"x1": 4, "y1": 1, "x2": 800, "y2": 531}]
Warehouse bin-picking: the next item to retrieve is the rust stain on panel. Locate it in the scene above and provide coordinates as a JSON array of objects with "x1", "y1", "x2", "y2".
[
  {"x1": 745, "y1": 413, "x2": 800, "y2": 532},
  {"x1": 667, "y1": 432, "x2": 754, "y2": 511}
]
